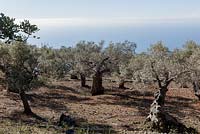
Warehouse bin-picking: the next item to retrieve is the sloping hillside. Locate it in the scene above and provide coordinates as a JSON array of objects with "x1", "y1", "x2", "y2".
[{"x1": 0, "y1": 80, "x2": 200, "y2": 133}]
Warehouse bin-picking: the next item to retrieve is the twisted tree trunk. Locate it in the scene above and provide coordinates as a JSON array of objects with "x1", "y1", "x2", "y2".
[
  {"x1": 80, "y1": 73, "x2": 86, "y2": 87},
  {"x1": 90, "y1": 57, "x2": 110, "y2": 96},
  {"x1": 146, "y1": 88, "x2": 168, "y2": 123},
  {"x1": 91, "y1": 72, "x2": 104, "y2": 96},
  {"x1": 145, "y1": 87, "x2": 190, "y2": 133},
  {"x1": 19, "y1": 90, "x2": 32, "y2": 115}
]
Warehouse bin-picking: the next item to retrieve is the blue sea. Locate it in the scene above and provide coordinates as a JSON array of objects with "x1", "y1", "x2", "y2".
[{"x1": 28, "y1": 23, "x2": 200, "y2": 52}]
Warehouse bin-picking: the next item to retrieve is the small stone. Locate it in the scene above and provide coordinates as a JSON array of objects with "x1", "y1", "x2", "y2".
[{"x1": 59, "y1": 113, "x2": 76, "y2": 127}]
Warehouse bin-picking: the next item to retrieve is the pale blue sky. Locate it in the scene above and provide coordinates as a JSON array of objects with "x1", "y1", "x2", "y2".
[
  {"x1": 1, "y1": 0, "x2": 200, "y2": 51},
  {"x1": 1, "y1": 0, "x2": 200, "y2": 19}
]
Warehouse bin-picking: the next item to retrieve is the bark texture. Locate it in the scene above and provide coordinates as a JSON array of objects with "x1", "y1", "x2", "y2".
[
  {"x1": 145, "y1": 88, "x2": 197, "y2": 133},
  {"x1": 91, "y1": 72, "x2": 104, "y2": 96},
  {"x1": 91, "y1": 57, "x2": 110, "y2": 96},
  {"x1": 146, "y1": 88, "x2": 170, "y2": 125}
]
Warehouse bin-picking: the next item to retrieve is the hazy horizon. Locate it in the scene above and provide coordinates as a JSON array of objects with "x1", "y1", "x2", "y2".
[{"x1": 27, "y1": 22, "x2": 200, "y2": 52}]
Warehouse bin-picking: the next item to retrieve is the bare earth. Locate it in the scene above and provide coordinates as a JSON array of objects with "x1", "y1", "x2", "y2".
[{"x1": 0, "y1": 79, "x2": 200, "y2": 133}]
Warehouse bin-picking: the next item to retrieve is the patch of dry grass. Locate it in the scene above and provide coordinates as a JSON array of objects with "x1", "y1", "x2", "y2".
[{"x1": 0, "y1": 119, "x2": 61, "y2": 134}]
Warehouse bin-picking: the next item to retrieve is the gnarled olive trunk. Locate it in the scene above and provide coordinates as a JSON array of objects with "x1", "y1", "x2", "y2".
[
  {"x1": 146, "y1": 87, "x2": 184, "y2": 132},
  {"x1": 90, "y1": 57, "x2": 110, "y2": 96},
  {"x1": 192, "y1": 81, "x2": 200, "y2": 100},
  {"x1": 91, "y1": 72, "x2": 104, "y2": 96},
  {"x1": 80, "y1": 73, "x2": 86, "y2": 87},
  {"x1": 19, "y1": 90, "x2": 32, "y2": 115},
  {"x1": 147, "y1": 87, "x2": 168, "y2": 124}
]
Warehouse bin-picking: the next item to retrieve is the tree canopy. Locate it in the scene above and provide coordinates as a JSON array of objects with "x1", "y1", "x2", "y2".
[{"x1": 0, "y1": 13, "x2": 39, "y2": 43}]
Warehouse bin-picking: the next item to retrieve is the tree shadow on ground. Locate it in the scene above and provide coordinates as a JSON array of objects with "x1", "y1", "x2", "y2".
[
  {"x1": 165, "y1": 95, "x2": 200, "y2": 121},
  {"x1": 114, "y1": 90, "x2": 153, "y2": 115},
  {"x1": 28, "y1": 92, "x2": 68, "y2": 113},
  {"x1": 1, "y1": 111, "x2": 117, "y2": 134},
  {"x1": 1, "y1": 110, "x2": 47, "y2": 125},
  {"x1": 3, "y1": 82, "x2": 93, "y2": 119},
  {"x1": 28, "y1": 90, "x2": 92, "y2": 111},
  {"x1": 44, "y1": 83, "x2": 94, "y2": 97},
  {"x1": 44, "y1": 84, "x2": 81, "y2": 94},
  {"x1": 82, "y1": 89, "x2": 154, "y2": 117},
  {"x1": 66, "y1": 94, "x2": 92, "y2": 102},
  {"x1": 3, "y1": 91, "x2": 68, "y2": 114},
  {"x1": 111, "y1": 89, "x2": 200, "y2": 120},
  {"x1": 81, "y1": 86, "x2": 200, "y2": 127},
  {"x1": 109, "y1": 88, "x2": 200, "y2": 132}
]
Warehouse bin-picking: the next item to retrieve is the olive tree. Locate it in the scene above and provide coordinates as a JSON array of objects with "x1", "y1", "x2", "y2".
[
  {"x1": 0, "y1": 13, "x2": 40, "y2": 115},
  {"x1": 184, "y1": 41, "x2": 200, "y2": 100},
  {"x1": 38, "y1": 46, "x2": 72, "y2": 79},
  {"x1": 73, "y1": 41, "x2": 103, "y2": 88},
  {"x1": 128, "y1": 53, "x2": 149, "y2": 84},
  {"x1": 0, "y1": 13, "x2": 39, "y2": 43},
  {"x1": 104, "y1": 41, "x2": 136, "y2": 89},
  {"x1": 90, "y1": 57, "x2": 111, "y2": 95},
  {"x1": 189, "y1": 50, "x2": 200, "y2": 100},
  {"x1": 73, "y1": 41, "x2": 111, "y2": 95},
  {"x1": 174, "y1": 41, "x2": 200, "y2": 100},
  {"x1": 141, "y1": 42, "x2": 188, "y2": 131},
  {"x1": 0, "y1": 42, "x2": 39, "y2": 114}
]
